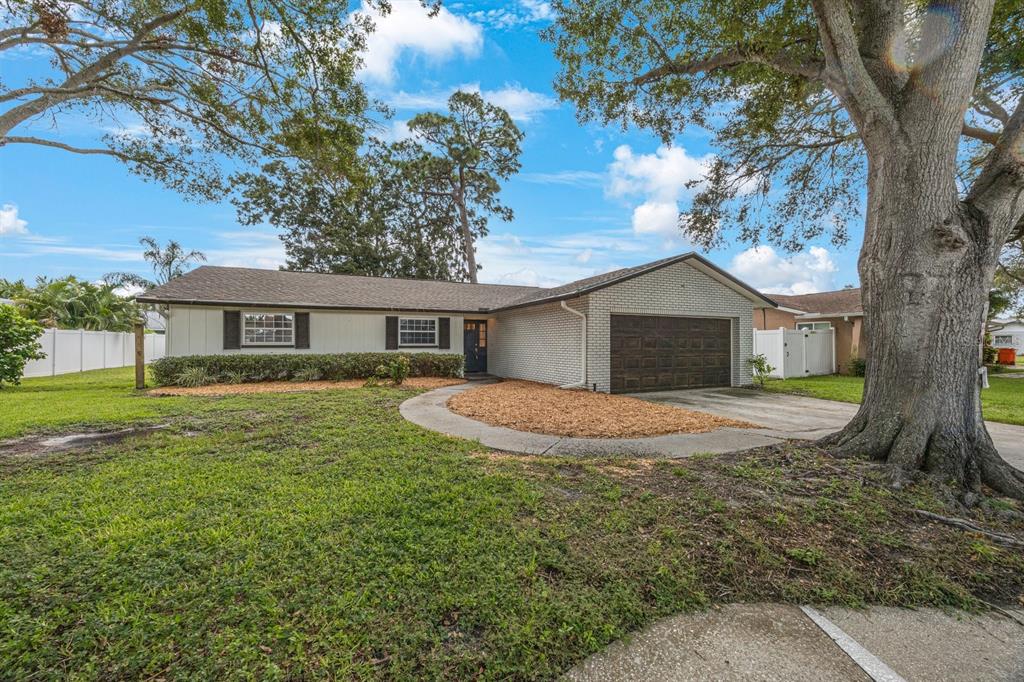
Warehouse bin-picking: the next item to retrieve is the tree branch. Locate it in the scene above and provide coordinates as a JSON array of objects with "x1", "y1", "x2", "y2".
[
  {"x1": 962, "y1": 122, "x2": 1001, "y2": 145},
  {"x1": 631, "y1": 49, "x2": 826, "y2": 86},
  {"x1": 1, "y1": 135, "x2": 131, "y2": 160},
  {"x1": 809, "y1": 0, "x2": 898, "y2": 138}
]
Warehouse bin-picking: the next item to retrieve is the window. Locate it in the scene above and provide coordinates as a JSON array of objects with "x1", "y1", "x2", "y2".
[
  {"x1": 243, "y1": 312, "x2": 294, "y2": 345},
  {"x1": 994, "y1": 335, "x2": 1013, "y2": 346},
  {"x1": 797, "y1": 322, "x2": 832, "y2": 331},
  {"x1": 399, "y1": 317, "x2": 437, "y2": 346}
]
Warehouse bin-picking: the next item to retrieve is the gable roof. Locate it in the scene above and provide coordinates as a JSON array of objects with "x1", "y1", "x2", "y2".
[
  {"x1": 136, "y1": 253, "x2": 776, "y2": 313},
  {"x1": 770, "y1": 287, "x2": 863, "y2": 317}
]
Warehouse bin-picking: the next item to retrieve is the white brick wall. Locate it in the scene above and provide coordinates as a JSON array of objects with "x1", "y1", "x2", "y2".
[
  {"x1": 581, "y1": 260, "x2": 755, "y2": 392},
  {"x1": 487, "y1": 300, "x2": 585, "y2": 386}
]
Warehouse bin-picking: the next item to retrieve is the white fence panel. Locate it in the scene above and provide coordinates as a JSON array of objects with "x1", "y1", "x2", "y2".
[
  {"x1": 20, "y1": 329, "x2": 166, "y2": 378},
  {"x1": 753, "y1": 328, "x2": 835, "y2": 379}
]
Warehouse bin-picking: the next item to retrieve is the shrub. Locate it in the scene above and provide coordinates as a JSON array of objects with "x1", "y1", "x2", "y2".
[
  {"x1": 176, "y1": 366, "x2": 214, "y2": 387},
  {"x1": 150, "y1": 352, "x2": 464, "y2": 386},
  {"x1": 221, "y1": 370, "x2": 247, "y2": 384},
  {"x1": 0, "y1": 304, "x2": 45, "y2": 388},
  {"x1": 292, "y1": 367, "x2": 323, "y2": 382},
  {"x1": 376, "y1": 355, "x2": 411, "y2": 385},
  {"x1": 847, "y1": 356, "x2": 866, "y2": 377},
  {"x1": 746, "y1": 353, "x2": 774, "y2": 387}
]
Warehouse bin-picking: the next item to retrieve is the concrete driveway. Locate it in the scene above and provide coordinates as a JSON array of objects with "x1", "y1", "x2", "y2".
[{"x1": 632, "y1": 387, "x2": 1024, "y2": 473}]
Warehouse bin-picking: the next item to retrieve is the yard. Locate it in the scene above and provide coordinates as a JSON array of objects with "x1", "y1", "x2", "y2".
[
  {"x1": 764, "y1": 374, "x2": 1024, "y2": 426},
  {"x1": 1, "y1": 368, "x2": 1023, "y2": 679}
]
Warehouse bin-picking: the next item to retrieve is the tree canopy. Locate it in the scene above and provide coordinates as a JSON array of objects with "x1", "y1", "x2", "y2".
[
  {"x1": 545, "y1": 0, "x2": 1023, "y2": 251},
  {"x1": 0, "y1": 0, "x2": 377, "y2": 199},
  {"x1": 235, "y1": 91, "x2": 522, "y2": 282}
]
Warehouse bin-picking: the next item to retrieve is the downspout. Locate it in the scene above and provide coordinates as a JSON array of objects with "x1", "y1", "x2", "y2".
[{"x1": 559, "y1": 299, "x2": 588, "y2": 389}]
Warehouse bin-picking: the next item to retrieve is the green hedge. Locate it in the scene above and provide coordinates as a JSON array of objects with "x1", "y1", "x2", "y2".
[{"x1": 150, "y1": 352, "x2": 464, "y2": 386}]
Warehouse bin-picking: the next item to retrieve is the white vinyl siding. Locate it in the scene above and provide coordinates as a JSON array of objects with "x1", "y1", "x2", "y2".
[{"x1": 166, "y1": 306, "x2": 463, "y2": 357}]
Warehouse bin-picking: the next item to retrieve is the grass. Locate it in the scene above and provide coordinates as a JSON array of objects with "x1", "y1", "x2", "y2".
[
  {"x1": 0, "y1": 367, "x2": 188, "y2": 439},
  {"x1": 1, "y1": 369, "x2": 1023, "y2": 679},
  {"x1": 763, "y1": 374, "x2": 1024, "y2": 426}
]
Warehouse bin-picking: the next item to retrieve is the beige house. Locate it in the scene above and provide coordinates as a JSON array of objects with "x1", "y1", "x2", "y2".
[
  {"x1": 753, "y1": 288, "x2": 864, "y2": 373},
  {"x1": 138, "y1": 252, "x2": 777, "y2": 393}
]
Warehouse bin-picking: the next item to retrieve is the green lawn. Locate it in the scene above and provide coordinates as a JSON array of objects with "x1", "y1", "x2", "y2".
[
  {"x1": 0, "y1": 367, "x2": 189, "y2": 439},
  {"x1": 764, "y1": 374, "x2": 1024, "y2": 426},
  {"x1": 1, "y1": 369, "x2": 1022, "y2": 679}
]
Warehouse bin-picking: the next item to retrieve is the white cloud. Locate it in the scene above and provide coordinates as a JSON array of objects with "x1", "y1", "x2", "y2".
[
  {"x1": 386, "y1": 82, "x2": 557, "y2": 122},
  {"x1": 355, "y1": 1, "x2": 483, "y2": 85},
  {"x1": 204, "y1": 231, "x2": 287, "y2": 270},
  {"x1": 375, "y1": 119, "x2": 415, "y2": 143},
  {"x1": 606, "y1": 144, "x2": 713, "y2": 237},
  {"x1": 0, "y1": 204, "x2": 28, "y2": 236},
  {"x1": 31, "y1": 244, "x2": 143, "y2": 261},
  {"x1": 520, "y1": 170, "x2": 604, "y2": 188},
  {"x1": 481, "y1": 83, "x2": 557, "y2": 121},
  {"x1": 469, "y1": 0, "x2": 553, "y2": 29},
  {"x1": 476, "y1": 226, "x2": 686, "y2": 288},
  {"x1": 729, "y1": 245, "x2": 838, "y2": 295}
]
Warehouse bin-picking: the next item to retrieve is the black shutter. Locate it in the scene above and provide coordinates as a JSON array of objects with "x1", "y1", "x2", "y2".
[
  {"x1": 385, "y1": 316, "x2": 398, "y2": 349},
  {"x1": 295, "y1": 312, "x2": 310, "y2": 349},
  {"x1": 223, "y1": 311, "x2": 241, "y2": 350},
  {"x1": 438, "y1": 317, "x2": 450, "y2": 349}
]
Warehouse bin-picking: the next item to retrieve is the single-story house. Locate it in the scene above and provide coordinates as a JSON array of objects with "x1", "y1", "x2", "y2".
[
  {"x1": 990, "y1": 318, "x2": 1024, "y2": 354},
  {"x1": 753, "y1": 287, "x2": 865, "y2": 373},
  {"x1": 137, "y1": 252, "x2": 776, "y2": 393}
]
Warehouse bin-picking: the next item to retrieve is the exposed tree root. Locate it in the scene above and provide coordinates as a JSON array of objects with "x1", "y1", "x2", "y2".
[
  {"x1": 913, "y1": 510, "x2": 1024, "y2": 548},
  {"x1": 818, "y1": 409, "x2": 1024, "y2": 502}
]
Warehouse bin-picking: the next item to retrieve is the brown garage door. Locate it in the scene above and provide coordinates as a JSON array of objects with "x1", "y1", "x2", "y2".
[{"x1": 610, "y1": 315, "x2": 731, "y2": 393}]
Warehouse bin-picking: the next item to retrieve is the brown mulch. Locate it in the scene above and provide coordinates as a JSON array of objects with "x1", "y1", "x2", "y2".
[
  {"x1": 447, "y1": 380, "x2": 758, "y2": 438},
  {"x1": 149, "y1": 377, "x2": 465, "y2": 397}
]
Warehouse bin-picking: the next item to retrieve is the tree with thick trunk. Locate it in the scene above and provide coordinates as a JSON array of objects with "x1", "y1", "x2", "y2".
[{"x1": 547, "y1": 0, "x2": 1024, "y2": 498}]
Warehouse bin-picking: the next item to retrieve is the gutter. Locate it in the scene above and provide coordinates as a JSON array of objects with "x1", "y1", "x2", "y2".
[{"x1": 559, "y1": 300, "x2": 588, "y2": 389}]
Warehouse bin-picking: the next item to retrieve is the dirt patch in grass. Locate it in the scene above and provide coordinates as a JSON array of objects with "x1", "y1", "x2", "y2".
[
  {"x1": 447, "y1": 380, "x2": 757, "y2": 438},
  {"x1": 149, "y1": 376, "x2": 466, "y2": 396}
]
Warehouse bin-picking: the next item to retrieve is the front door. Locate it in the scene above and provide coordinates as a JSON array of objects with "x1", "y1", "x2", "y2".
[{"x1": 464, "y1": 320, "x2": 488, "y2": 373}]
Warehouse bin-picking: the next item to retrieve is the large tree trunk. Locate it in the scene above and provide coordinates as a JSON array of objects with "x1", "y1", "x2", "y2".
[{"x1": 825, "y1": 148, "x2": 1024, "y2": 500}]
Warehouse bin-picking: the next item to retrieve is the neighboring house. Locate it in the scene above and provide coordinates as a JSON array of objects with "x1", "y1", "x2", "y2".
[
  {"x1": 137, "y1": 252, "x2": 776, "y2": 393},
  {"x1": 753, "y1": 287, "x2": 865, "y2": 373},
  {"x1": 990, "y1": 318, "x2": 1024, "y2": 353}
]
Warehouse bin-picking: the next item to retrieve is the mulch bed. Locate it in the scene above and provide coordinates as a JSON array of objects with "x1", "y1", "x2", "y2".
[
  {"x1": 447, "y1": 380, "x2": 758, "y2": 438},
  {"x1": 149, "y1": 377, "x2": 465, "y2": 397}
]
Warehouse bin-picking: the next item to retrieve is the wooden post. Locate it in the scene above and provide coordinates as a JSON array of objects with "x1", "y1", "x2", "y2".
[{"x1": 134, "y1": 322, "x2": 145, "y2": 390}]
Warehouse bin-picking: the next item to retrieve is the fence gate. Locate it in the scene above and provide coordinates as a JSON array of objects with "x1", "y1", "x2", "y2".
[{"x1": 753, "y1": 328, "x2": 836, "y2": 379}]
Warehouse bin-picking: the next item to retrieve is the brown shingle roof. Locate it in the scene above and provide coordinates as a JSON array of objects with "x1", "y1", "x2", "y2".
[
  {"x1": 137, "y1": 253, "x2": 776, "y2": 312},
  {"x1": 771, "y1": 288, "x2": 862, "y2": 316},
  {"x1": 137, "y1": 266, "x2": 543, "y2": 312}
]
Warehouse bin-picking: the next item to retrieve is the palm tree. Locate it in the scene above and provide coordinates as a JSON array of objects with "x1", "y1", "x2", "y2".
[
  {"x1": 16, "y1": 277, "x2": 140, "y2": 332},
  {"x1": 104, "y1": 236, "x2": 206, "y2": 291}
]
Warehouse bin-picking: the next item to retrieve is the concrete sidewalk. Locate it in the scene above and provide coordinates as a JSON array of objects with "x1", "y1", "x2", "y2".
[{"x1": 563, "y1": 604, "x2": 1024, "y2": 681}]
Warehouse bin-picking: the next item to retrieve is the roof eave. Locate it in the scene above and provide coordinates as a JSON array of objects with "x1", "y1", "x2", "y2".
[
  {"x1": 134, "y1": 297, "x2": 492, "y2": 315},
  {"x1": 794, "y1": 311, "x2": 863, "y2": 319}
]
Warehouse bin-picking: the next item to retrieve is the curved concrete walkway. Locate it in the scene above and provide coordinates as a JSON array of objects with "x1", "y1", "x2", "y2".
[{"x1": 399, "y1": 382, "x2": 782, "y2": 457}]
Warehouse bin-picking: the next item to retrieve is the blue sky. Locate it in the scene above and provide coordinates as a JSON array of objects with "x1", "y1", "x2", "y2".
[{"x1": 0, "y1": 0, "x2": 861, "y2": 294}]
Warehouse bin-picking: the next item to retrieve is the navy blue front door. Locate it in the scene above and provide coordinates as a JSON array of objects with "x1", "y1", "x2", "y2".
[{"x1": 464, "y1": 320, "x2": 487, "y2": 373}]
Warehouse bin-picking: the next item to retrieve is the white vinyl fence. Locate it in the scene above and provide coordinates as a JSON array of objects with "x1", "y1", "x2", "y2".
[
  {"x1": 753, "y1": 328, "x2": 836, "y2": 379},
  {"x1": 21, "y1": 329, "x2": 166, "y2": 379}
]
